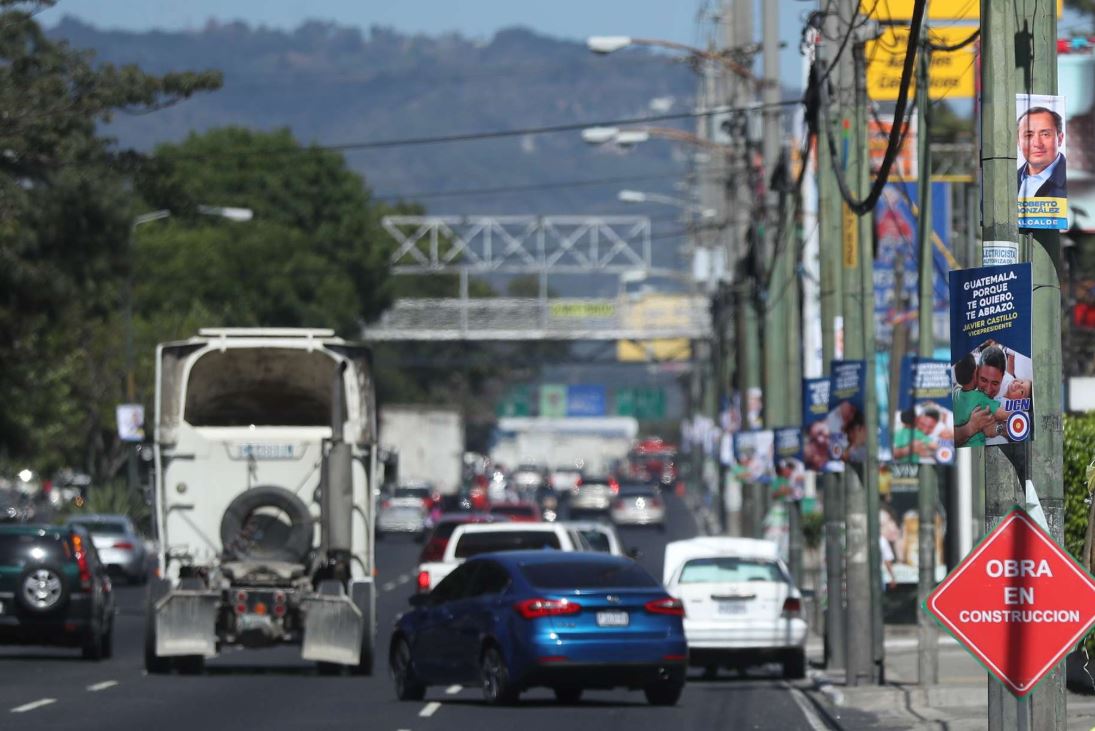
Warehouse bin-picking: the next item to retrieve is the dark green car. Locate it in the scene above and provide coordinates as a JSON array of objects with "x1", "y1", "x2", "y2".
[{"x1": 0, "y1": 524, "x2": 115, "y2": 659}]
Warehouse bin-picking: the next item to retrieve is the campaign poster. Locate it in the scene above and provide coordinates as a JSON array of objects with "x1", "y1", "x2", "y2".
[
  {"x1": 116, "y1": 403, "x2": 144, "y2": 443},
  {"x1": 892, "y1": 356, "x2": 956, "y2": 465},
  {"x1": 733, "y1": 429, "x2": 774, "y2": 483},
  {"x1": 827, "y1": 360, "x2": 867, "y2": 464},
  {"x1": 802, "y1": 377, "x2": 842, "y2": 473},
  {"x1": 1016, "y1": 93, "x2": 1068, "y2": 230},
  {"x1": 949, "y1": 263, "x2": 1034, "y2": 446},
  {"x1": 880, "y1": 466, "x2": 948, "y2": 585},
  {"x1": 745, "y1": 386, "x2": 764, "y2": 430},
  {"x1": 773, "y1": 427, "x2": 806, "y2": 500}
]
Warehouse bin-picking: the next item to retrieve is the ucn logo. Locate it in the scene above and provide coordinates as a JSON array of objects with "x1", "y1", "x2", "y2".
[{"x1": 1006, "y1": 412, "x2": 1031, "y2": 441}]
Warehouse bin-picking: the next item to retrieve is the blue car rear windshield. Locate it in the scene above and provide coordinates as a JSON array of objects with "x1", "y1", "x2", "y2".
[
  {"x1": 454, "y1": 531, "x2": 560, "y2": 558},
  {"x1": 521, "y1": 561, "x2": 659, "y2": 589}
]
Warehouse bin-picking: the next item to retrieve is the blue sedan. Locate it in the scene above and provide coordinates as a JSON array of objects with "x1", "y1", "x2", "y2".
[{"x1": 389, "y1": 550, "x2": 687, "y2": 706}]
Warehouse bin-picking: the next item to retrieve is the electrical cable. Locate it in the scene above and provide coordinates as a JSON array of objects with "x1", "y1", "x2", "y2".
[
  {"x1": 926, "y1": 28, "x2": 979, "y2": 52},
  {"x1": 819, "y1": 0, "x2": 928, "y2": 216}
]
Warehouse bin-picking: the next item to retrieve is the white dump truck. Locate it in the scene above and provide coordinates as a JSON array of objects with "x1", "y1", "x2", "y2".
[
  {"x1": 379, "y1": 405, "x2": 464, "y2": 494},
  {"x1": 146, "y1": 328, "x2": 377, "y2": 674}
]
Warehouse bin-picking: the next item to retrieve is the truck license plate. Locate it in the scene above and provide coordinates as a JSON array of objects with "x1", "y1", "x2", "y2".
[{"x1": 596, "y1": 610, "x2": 629, "y2": 627}]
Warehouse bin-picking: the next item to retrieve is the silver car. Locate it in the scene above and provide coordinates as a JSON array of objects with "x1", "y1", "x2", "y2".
[
  {"x1": 610, "y1": 482, "x2": 666, "y2": 530},
  {"x1": 569, "y1": 475, "x2": 617, "y2": 514},
  {"x1": 377, "y1": 483, "x2": 434, "y2": 537},
  {"x1": 67, "y1": 514, "x2": 148, "y2": 584}
]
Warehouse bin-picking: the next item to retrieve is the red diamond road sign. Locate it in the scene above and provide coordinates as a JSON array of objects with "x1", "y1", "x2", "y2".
[{"x1": 927, "y1": 507, "x2": 1095, "y2": 696}]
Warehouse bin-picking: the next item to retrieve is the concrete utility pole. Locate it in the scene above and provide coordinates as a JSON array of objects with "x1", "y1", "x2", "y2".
[
  {"x1": 728, "y1": 0, "x2": 764, "y2": 539},
  {"x1": 816, "y1": 17, "x2": 846, "y2": 672},
  {"x1": 981, "y1": 0, "x2": 1065, "y2": 727},
  {"x1": 914, "y1": 38, "x2": 939, "y2": 687},
  {"x1": 833, "y1": 0, "x2": 878, "y2": 687}
]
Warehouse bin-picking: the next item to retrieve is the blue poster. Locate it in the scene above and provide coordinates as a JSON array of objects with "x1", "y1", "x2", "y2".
[
  {"x1": 874, "y1": 182, "x2": 953, "y2": 345},
  {"x1": 827, "y1": 360, "x2": 867, "y2": 464},
  {"x1": 566, "y1": 385, "x2": 606, "y2": 417},
  {"x1": 802, "y1": 377, "x2": 841, "y2": 473},
  {"x1": 948, "y1": 263, "x2": 1033, "y2": 446},
  {"x1": 892, "y1": 356, "x2": 955, "y2": 465}
]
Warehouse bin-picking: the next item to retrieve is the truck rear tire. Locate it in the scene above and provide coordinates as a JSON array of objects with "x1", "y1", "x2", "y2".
[{"x1": 220, "y1": 485, "x2": 314, "y2": 564}]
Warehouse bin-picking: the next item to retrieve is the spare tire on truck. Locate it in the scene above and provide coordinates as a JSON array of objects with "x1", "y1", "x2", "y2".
[{"x1": 220, "y1": 486, "x2": 314, "y2": 564}]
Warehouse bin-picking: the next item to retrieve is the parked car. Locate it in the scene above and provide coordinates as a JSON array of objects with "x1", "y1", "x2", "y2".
[
  {"x1": 569, "y1": 475, "x2": 618, "y2": 515},
  {"x1": 390, "y1": 551, "x2": 687, "y2": 705},
  {"x1": 488, "y1": 501, "x2": 542, "y2": 523},
  {"x1": 563, "y1": 520, "x2": 627, "y2": 556},
  {"x1": 0, "y1": 524, "x2": 115, "y2": 659},
  {"x1": 416, "y1": 522, "x2": 584, "y2": 592},
  {"x1": 609, "y1": 481, "x2": 666, "y2": 529},
  {"x1": 662, "y1": 537, "x2": 807, "y2": 679},
  {"x1": 66, "y1": 514, "x2": 148, "y2": 585}
]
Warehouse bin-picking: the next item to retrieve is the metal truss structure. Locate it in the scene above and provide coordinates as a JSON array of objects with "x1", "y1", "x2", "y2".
[
  {"x1": 382, "y1": 215, "x2": 659, "y2": 274},
  {"x1": 365, "y1": 215, "x2": 710, "y2": 342}
]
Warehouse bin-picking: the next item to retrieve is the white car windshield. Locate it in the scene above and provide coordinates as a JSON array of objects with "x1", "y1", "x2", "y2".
[{"x1": 678, "y1": 557, "x2": 786, "y2": 584}]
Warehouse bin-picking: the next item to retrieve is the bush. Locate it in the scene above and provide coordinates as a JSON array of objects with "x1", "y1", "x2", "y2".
[{"x1": 1063, "y1": 413, "x2": 1095, "y2": 563}]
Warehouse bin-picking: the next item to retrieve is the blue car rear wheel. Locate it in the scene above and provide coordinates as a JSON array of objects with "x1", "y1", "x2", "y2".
[
  {"x1": 390, "y1": 637, "x2": 426, "y2": 701},
  {"x1": 481, "y1": 646, "x2": 519, "y2": 705}
]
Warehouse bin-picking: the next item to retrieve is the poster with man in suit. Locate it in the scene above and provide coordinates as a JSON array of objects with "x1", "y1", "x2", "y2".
[{"x1": 1017, "y1": 93, "x2": 1068, "y2": 230}]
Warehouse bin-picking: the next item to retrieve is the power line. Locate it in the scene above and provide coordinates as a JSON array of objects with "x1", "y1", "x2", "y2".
[{"x1": 372, "y1": 171, "x2": 684, "y2": 202}]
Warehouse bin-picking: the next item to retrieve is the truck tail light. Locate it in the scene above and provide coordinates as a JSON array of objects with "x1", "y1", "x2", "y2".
[{"x1": 514, "y1": 598, "x2": 581, "y2": 619}]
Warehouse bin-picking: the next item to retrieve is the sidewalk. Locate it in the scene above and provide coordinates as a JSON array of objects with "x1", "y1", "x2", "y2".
[{"x1": 802, "y1": 625, "x2": 1095, "y2": 730}]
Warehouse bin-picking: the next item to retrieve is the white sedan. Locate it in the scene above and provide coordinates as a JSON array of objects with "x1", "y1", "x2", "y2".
[{"x1": 663, "y1": 537, "x2": 808, "y2": 679}]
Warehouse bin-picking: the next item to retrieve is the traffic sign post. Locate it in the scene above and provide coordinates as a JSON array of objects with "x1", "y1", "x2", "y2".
[{"x1": 926, "y1": 507, "x2": 1095, "y2": 697}]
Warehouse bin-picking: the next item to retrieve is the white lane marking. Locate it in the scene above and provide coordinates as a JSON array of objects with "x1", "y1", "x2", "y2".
[
  {"x1": 11, "y1": 698, "x2": 56, "y2": 713},
  {"x1": 382, "y1": 581, "x2": 397, "y2": 592},
  {"x1": 398, "y1": 574, "x2": 411, "y2": 584},
  {"x1": 782, "y1": 682, "x2": 829, "y2": 731},
  {"x1": 419, "y1": 701, "x2": 441, "y2": 717},
  {"x1": 445, "y1": 684, "x2": 462, "y2": 694},
  {"x1": 87, "y1": 680, "x2": 118, "y2": 692}
]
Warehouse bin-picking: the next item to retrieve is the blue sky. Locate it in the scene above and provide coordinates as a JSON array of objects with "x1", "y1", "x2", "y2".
[{"x1": 40, "y1": 0, "x2": 819, "y2": 90}]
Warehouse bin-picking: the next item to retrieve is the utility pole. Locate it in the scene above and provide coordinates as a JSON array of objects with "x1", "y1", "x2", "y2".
[
  {"x1": 834, "y1": 0, "x2": 877, "y2": 686},
  {"x1": 982, "y1": 0, "x2": 1065, "y2": 727},
  {"x1": 914, "y1": 38, "x2": 939, "y2": 686},
  {"x1": 816, "y1": 18, "x2": 846, "y2": 672}
]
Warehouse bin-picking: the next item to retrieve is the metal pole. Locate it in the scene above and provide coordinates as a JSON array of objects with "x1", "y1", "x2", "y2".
[{"x1": 915, "y1": 38, "x2": 939, "y2": 687}]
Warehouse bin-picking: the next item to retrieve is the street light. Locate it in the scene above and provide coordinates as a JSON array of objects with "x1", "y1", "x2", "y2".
[
  {"x1": 123, "y1": 204, "x2": 253, "y2": 490},
  {"x1": 617, "y1": 190, "x2": 717, "y2": 219},
  {"x1": 586, "y1": 35, "x2": 755, "y2": 81},
  {"x1": 582, "y1": 125, "x2": 729, "y2": 152}
]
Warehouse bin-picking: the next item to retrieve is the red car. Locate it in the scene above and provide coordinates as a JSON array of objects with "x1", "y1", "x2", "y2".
[{"x1": 487, "y1": 502, "x2": 542, "y2": 523}]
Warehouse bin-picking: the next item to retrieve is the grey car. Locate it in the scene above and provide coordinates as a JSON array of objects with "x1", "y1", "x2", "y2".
[{"x1": 66, "y1": 515, "x2": 148, "y2": 585}]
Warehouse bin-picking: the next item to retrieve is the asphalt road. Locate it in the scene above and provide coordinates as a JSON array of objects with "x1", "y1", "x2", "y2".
[{"x1": 0, "y1": 494, "x2": 841, "y2": 730}]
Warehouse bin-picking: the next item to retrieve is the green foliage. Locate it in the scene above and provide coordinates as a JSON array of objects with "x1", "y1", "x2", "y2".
[
  {"x1": 0, "y1": 1, "x2": 221, "y2": 479},
  {"x1": 801, "y1": 510, "x2": 825, "y2": 550},
  {"x1": 71, "y1": 480, "x2": 152, "y2": 534},
  {"x1": 1063, "y1": 413, "x2": 1095, "y2": 563}
]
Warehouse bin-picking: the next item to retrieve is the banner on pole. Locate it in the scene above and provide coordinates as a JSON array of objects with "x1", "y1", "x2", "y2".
[{"x1": 827, "y1": 360, "x2": 867, "y2": 464}]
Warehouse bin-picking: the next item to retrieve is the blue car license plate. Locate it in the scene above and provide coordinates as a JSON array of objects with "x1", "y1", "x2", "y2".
[{"x1": 596, "y1": 610, "x2": 629, "y2": 627}]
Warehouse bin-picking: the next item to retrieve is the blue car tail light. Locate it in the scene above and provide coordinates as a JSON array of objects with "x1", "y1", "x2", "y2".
[
  {"x1": 644, "y1": 597, "x2": 685, "y2": 617},
  {"x1": 514, "y1": 597, "x2": 582, "y2": 619}
]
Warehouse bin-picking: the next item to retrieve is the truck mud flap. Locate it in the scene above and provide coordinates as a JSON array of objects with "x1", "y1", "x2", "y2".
[
  {"x1": 155, "y1": 591, "x2": 219, "y2": 657},
  {"x1": 301, "y1": 595, "x2": 363, "y2": 665}
]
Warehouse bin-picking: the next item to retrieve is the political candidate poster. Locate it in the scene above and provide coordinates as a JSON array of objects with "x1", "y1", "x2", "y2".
[
  {"x1": 733, "y1": 430, "x2": 774, "y2": 484},
  {"x1": 1017, "y1": 93, "x2": 1068, "y2": 230},
  {"x1": 827, "y1": 360, "x2": 867, "y2": 464},
  {"x1": 892, "y1": 355, "x2": 956, "y2": 465},
  {"x1": 949, "y1": 263, "x2": 1034, "y2": 446},
  {"x1": 802, "y1": 377, "x2": 842, "y2": 473},
  {"x1": 773, "y1": 427, "x2": 806, "y2": 500}
]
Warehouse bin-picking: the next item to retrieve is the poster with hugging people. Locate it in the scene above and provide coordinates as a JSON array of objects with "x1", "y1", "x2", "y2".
[{"x1": 948, "y1": 263, "x2": 1034, "y2": 446}]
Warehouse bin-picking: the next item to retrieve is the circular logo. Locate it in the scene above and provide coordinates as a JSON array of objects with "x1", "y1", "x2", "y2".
[
  {"x1": 935, "y1": 445, "x2": 954, "y2": 463},
  {"x1": 1006, "y1": 412, "x2": 1031, "y2": 441}
]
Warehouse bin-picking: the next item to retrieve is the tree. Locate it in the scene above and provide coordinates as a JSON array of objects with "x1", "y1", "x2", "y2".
[{"x1": 0, "y1": 0, "x2": 222, "y2": 477}]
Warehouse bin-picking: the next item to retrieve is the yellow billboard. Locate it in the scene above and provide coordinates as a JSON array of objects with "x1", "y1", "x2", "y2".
[
  {"x1": 866, "y1": 26, "x2": 975, "y2": 101},
  {"x1": 617, "y1": 338, "x2": 692, "y2": 362},
  {"x1": 861, "y1": 0, "x2": 1061, "y2": 20}
]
